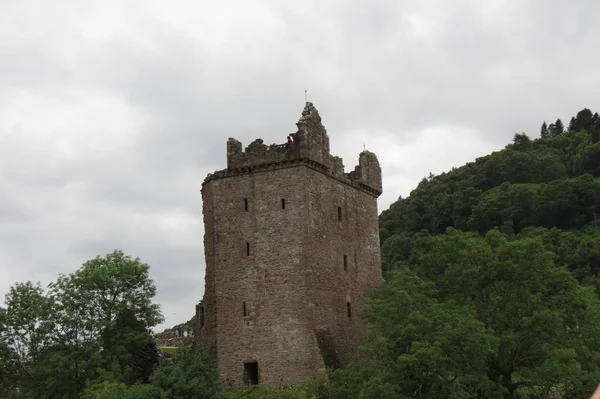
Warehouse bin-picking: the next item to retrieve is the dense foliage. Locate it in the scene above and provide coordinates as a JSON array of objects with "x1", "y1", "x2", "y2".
[
  {"x1": 327, "y1": 230, "x2": 600, "y2": 398},
  {"x1": 380, "y1": 109, "x2": 600, "y2": 288},
  {"x1": 0, "y1": 251, "x2": 164, "y2": 398},
  {"x1": 81, "y1": 347, "x2": 225, "y2": 399}
]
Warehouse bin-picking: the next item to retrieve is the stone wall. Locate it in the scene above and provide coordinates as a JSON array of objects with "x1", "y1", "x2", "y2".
[{"x1": 196, "y1": 103, "x2": 383, "y2": 388}]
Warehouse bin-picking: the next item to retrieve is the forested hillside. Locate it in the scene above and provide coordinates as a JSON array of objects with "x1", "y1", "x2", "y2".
[{"x1": 380, "y1": 108, "x2": 600, "y2": 289}]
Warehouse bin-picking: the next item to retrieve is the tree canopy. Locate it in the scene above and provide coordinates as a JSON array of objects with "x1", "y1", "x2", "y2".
[{"x1": 0, "y1": 250, "x2": 164, "y2": 398}]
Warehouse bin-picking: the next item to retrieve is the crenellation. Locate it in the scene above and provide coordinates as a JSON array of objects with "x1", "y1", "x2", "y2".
[
  {"x1": 226, "y1": 137, "x2": 302, "y2": 170},
  {"x1": 214, "y1": 103, "x2": 382, "y2": 197},
  {"x1": 330, "y1": 156, "x2": 345, "y2": 176}
]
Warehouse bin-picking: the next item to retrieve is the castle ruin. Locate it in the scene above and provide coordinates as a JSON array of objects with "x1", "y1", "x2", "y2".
[{"x1": 195, "y1": 102, "x2": 383, "y2": 388}]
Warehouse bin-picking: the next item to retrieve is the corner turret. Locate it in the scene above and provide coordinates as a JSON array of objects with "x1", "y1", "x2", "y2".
[{"x1": 347, "y1": 151, "x2": 383, "y2": 194}]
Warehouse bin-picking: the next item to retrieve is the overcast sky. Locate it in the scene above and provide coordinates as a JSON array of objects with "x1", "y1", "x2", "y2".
[{"x1": 1, "y1": 0, "x2": 598, "y2": 331}]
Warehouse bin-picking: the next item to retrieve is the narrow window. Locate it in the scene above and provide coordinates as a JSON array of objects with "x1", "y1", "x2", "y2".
[
  {"x1": 244, "y1": 361, "x2": 259, "y2": 385},
  {"x1": 243, "y1": 301, "x2": 248, "y2": 317},
  {"x1": 338, "y1": 206, "x2": 342, "y2": 222},
  {"x1": 343, "y1": 255, "x2": 348, "y2": 271},
  {"x1": 347, "y1": 302, "x2": 352, "y2": 318},
  {"x1": 281, "y1": 198, "x2": 286, "y2": 209},
  {"x1": 354, "y1": 252, "x2": 357, "y2": 266},
  {"x1": 246, "y1": 242, "x2": 250, "y2": 256},
  {"x1": 199, "y1": 306, "x2": 205, "y2": 328},
  {"x1": 244, "y1": 198, "x2": 248, "y2": 211}
]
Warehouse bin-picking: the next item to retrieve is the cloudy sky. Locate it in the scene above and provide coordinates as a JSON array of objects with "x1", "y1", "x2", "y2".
[{"x1": 1, "y1": 0, "x2": 598, "y2": 330}]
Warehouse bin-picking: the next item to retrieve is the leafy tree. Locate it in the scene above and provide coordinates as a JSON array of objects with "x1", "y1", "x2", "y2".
[
  {"x1": 579, "y1": 141, "x2": 600, "y2": 176},
  {"x1": 361, "y1": 270, "x2": 496, "y2": 398},
  {"x1": 548, "y1": 123, "x2": 556, "y2": 137},
  {"x1": 0, "y1": 311, "x2": 18, "y2": 397},
  {"x1": 2, "y1": 281, "x2": 55, "y2": 389},
  {"x1": 80, "y1": 347, "x2": 224, "y2": 399},
  {"x1": 536, "y1": 174, "x2": 600, "y2": 229},
  {"x1": 344, "y1": 230, "x2": 600, "y2": 398},
  {"x1": 50, "y1": 250, "x2": 163, "y2": 376},
  {"x1": 149, "y1": 347, "x2": 225, "y2": 399},
  {"x1": 572, "y1": 108, "x2": 594, "y2": 132},
  {"x1": 81, "y1": 380, "x2": 132, "y2": 399},
  {"x1": 113, "y1": 308, "x2": 159, "y2": 385},
  {"x1": 512, "y1": 133, "x2": 532, "y2": 151},
  {"x1": 1, "y1": 251, "x2": 163, "y2": 398}
]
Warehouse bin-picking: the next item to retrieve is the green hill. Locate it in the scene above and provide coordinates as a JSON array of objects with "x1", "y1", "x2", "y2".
[{"x1": 379, "y1": 108, "x2": 600, "y2": 291}]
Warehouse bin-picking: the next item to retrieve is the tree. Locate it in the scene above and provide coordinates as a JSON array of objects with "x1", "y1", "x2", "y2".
[
  {"x1": 592, "y1": 115, "x2": 600, "y2": 143},
  {"x1": 551, "y1": 118, "x2": 564, "y2": 137},
  {"x1": 50, "y1": 250, "x2": 163, "y2": 375},
  {"x1": 572, "y1": 108, "x2": 594, "y2": 132},
  {"x1": 148, "y1": 347, "x2": 225, "y2": 399},
  {"x1": 547, "y1": 123, "x2": 555, "y2": 137},
  {"x1": 0, "y1": 307, "x2": 19, "y2": 397},
  {"x1": 568, "y1": 117, "x2": 576, "y2": 132},
  {"x1": 338, "y1": 230, "x2": 600, "y2": 398},
  {"x1": 113, "y1": 308, "x2": 159, "y2": 385},
  {"x1": 579, "y1": 141, "x2": 600, "y2": 176},
  {"x1": 421, "y1": 230, "x2": 600, "y2": 397},
  {"x1": 2, "y1": 282, "x2": 55, "y2": 370},
  {"x1": 540, "y1": 121, "x2": 549, "y2": 138},
  {"x1": 512, "y1": 133, "x2": 531, "y2": 151},
  {"x1": 0, "y1": 251, "x2": 164, "y2": 398},
  {"x1": 361, "y1": 270, "x2": 496, "y2": 398}
]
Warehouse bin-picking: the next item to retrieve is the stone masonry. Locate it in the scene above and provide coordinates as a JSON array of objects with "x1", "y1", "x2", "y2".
[{"x1": 195, "y1": 102, "x2": 383, "y2": 388}]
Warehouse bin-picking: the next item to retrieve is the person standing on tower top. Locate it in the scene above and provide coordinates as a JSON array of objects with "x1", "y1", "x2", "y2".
[{"x1": 287, "y1": 135, "x2": 293, "y2": 144}]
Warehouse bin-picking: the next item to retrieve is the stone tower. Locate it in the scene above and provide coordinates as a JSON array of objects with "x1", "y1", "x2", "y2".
[{"x1": 195, "y1": 103, "x2": 383, "y2": 388}]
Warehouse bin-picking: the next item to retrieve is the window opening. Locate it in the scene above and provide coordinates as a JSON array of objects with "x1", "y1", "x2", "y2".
[
  {"x1": 281, "y1": 198, "x2": 286, "y2": 209},
  {"x1": 243, "y1": 361, "x2": 259, "y2": 385},
  {"x1": 246, "y1": 242, "x2": 250, "y2": 256},
  {"x1": 343, "y1": 255, "x2": 348, "y2": 271},
  {"x1": 244, "y1": 198, "x2": 248, "y2": 211},
  {"x1": 338, "y1": 206, "x2": 342, "y2": 222},
  {"x1": 347, "y1": 302, "x2": 352, "y2": 318},
  {"x1": 243, "y1": 301, "x2": 248, "y2": 317}
]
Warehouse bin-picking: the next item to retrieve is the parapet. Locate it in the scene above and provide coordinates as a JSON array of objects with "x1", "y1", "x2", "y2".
[{"x1": 204, "y1": 103, "x2": 382, "y2": 197}]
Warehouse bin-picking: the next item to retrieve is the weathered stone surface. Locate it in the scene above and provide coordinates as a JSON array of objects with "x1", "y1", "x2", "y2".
[{"x1": 195, "y1": 103, "x2": 383, "y2": 388}]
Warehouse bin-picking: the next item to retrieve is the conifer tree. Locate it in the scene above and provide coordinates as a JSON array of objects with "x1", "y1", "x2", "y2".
[
  {"x1": 540, "y1": 122, "x2": 549, "y2": 138},
  {"x1": 552, "y1": 119, "x2": 564, "y2": 137}
]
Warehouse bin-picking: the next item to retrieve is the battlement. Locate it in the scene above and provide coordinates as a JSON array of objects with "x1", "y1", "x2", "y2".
[{"x1": 204, "y1": 103, "x2": 382, "y2": 197}]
